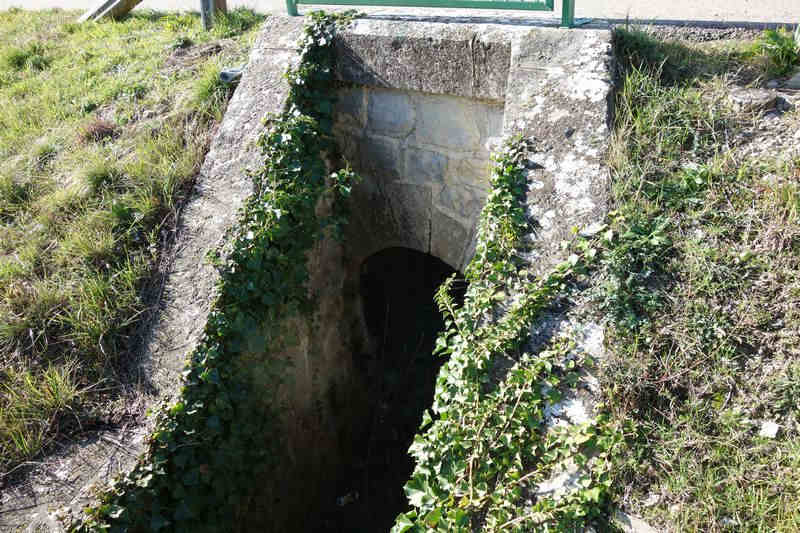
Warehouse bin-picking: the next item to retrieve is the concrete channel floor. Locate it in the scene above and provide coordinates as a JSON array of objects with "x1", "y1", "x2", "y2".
[{"x1": 1, "y1": 0, "x2": 799, "y2": 25}]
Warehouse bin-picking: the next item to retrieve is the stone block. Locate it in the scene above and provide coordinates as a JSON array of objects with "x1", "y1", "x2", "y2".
[
  {"x1": 436, "y1": 183, "x2": 486, "y2": 224},
  {"x1": 386, "y1": 182, "x2": 432, "y2": 256},
  {"x1": 347, "y1": 181, "x2": 433, "y2": 266},
  {"x1": 449, "y1": 158, "x2": 491, "y2": 190},
  {"x1": 334, "y1": 87, "x2": 366, "y2": 129},
  {"x1": 357, "y1": 136, "x2": 402, "y2": 183},
  {"x1": 430, "y1": 208, "x2": 470, "y2": 270},
  {"x1": 728, "y1": 88, "x2": 778, "y2": 113},
  {"x1": 367, "y1": 90, "x2": 415, "y2": 137},
  {"x1": 415, "y1": 95, "x2": 481, "y2": 151},
  {"x1": 484, "y1": 105, "x2": 505, "y2": 142},
  {"x1": 403, "y1": 148, "x2": 447, "y2": 186},
  {"x1": 332, "y1": 124, "x2": 363, "y2": 170},
  {"x1": 334, "y1": 21, "x2": 513, "y2": 102}
]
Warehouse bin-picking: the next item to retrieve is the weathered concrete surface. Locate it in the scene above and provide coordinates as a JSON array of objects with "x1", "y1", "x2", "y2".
[
  {"x1": 335, "y1": 21, "x2": 512, "y2": 102},
  {"x1": 504, "y1": 27, "x2": 613, "y2": 273},
  {"x1": 140, "y1": 15, "x2": 304, "y2": 400}
]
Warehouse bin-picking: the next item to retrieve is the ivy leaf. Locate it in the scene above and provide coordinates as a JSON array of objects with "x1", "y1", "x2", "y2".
[
  {"x1": 584, "y1": 486, "x2": 602, "y2": 503},
  {"x1": 423, "y1": 508, "x2": 442, "y2": 527},
  {"x1": 391, "y1": 511, "x2": 418, "y2": 533}
]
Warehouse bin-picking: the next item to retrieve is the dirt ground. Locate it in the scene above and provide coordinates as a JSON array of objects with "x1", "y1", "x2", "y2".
[{"x1": 1, "y1": 0, "x2": 798, "y2": 25}]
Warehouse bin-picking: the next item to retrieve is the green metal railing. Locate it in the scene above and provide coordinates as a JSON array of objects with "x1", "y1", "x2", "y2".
[{"x1": 286, "y1": 0, "x2": 578, "y2": 27}]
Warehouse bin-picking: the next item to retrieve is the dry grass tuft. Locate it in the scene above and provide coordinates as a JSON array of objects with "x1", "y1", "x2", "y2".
[{"x1": 79, "y1": 118, "x2": 119, "y2": 144}]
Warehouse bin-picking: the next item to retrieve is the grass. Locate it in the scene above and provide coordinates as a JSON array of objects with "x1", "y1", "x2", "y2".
[
  {"x1": 0, "y1": 7, "x2": 264, "y2": 474},
  {"x1": 747, "y1": 27, "x2": 800, "y2": 76},
  {"x1": 604, "y1": 28, "x2": 800, "y2": 531}
]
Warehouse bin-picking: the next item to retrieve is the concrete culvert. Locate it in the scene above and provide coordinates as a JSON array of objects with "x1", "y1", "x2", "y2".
[{"x1": 48, "y1": 15, "x2": 614, "y2": 533}]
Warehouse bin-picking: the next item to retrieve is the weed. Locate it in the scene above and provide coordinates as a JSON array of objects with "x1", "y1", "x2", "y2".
[
  {"x1": 748, "y1": 27, "x2": 799, "y2": 76},
  {"x1": 604, "y1": 28, "x2": 800, "y2": 530},
  {"x1": 31, "y1": 142, "x2": 58, "y2": 170},
  {"x1": 191, "y1": 60, "x2": 235, "y2": 122},
  {"x1": 212, "y1": 7, "x2": 265, "y2": 39},
  {"x1": 0, "y1": 174, "x2": 32, "y2": 220},
  {"x1": 2, "y1": 41, "x2": 50, "y2": 72},
  {"x1": 170, "y1": 36, "x2": 193, "y2": 49},
  {"x1": 81, "y1": 162, "x2": 121, "y2": 193},
  {"x1": 613, "y1": 28, "x2": 750, "y2": 85},
  {"x1": 0, "y1": 362, "x2": 83, "y2": 468}
]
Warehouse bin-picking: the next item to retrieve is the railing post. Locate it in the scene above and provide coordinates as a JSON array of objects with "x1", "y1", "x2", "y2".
[
  {"x1": 560, "y1": 0, "x2": 574, "y2": 28},
  {"x1": 286, "y1": 0, "x2": 299, "y2": 16}
]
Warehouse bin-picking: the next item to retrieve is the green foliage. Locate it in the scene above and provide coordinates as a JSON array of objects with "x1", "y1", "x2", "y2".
[
  {"x1": 190, "y1": 60, "x2": 236, "y2": 122},
  {"x1": 0, "y1": 8, "x2": 258, "y2": 475},
  {"x1": 0, "y1": 174, "x2": 31, "y2": 219},
  {"x1": 749, "y1": 27, "x2": 800, "y2": 76},
  {"x1": 600, "y1": 61, "x2": 737, "y2": 333},
  {"x1": 603, "y1": 29, "x2": 800, "y2": 531},
  {"x1": 74, "y1": 12, "x2": 358, "y2": 532},
  {"x1": 212, "y1": 7, "x2": 265, "y2": 39},
  {"x1": 392, "y1": 139, "x2": 621, "y2": 532},
  {"x1": 0, "y1": 361, "x2": 83, "y2": 470},
  {"x1": 613, "y1": 28, "x2": 747, "y2": 85},
  {"x1": 599, "y1": 212, "x2": 671, "y2": 332},
  {"x1": 2, "y1": 41, "x2": 50, "y2": 72}
]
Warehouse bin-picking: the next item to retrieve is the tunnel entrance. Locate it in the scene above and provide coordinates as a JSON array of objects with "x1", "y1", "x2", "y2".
[{"x1": 319, "y1": 247, "x2": 465, "y2": 532}]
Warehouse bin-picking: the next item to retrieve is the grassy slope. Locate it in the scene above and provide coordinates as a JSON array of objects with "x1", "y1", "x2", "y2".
[
  {"x1": 605, "y1": 29, "x2": 800, "y2": 531},
  {"x1": 0, "y1": 7, "x2": 263, "y2": 474}
]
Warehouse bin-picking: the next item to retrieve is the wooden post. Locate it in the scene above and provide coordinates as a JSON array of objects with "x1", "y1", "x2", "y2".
[{"x1": 214, "y1": 0, "x2": 228, "y2": 13}]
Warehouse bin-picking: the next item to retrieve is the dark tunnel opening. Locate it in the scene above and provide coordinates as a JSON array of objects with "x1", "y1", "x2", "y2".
[{"x1": 320, "y1": 247, "x2": 466, "y2": 532}]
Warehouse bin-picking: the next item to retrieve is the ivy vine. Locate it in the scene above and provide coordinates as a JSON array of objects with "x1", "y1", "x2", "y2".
[
  {"x1": 73, "y1": 12, "x2": 357, "y2": 532},
  {"x1": 392, "y1": 140, "x2": 624, "y2": 532}
]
